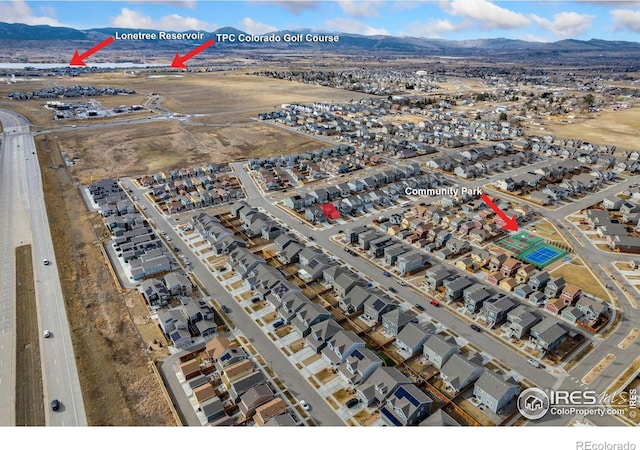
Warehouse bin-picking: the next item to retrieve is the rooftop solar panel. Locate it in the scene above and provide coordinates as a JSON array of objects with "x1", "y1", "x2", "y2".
[{"x1": 395, "y1": 386, "x2": 420, "y2": 407}]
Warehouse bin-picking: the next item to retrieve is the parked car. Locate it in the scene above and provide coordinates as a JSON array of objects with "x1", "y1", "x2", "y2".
[
  {"x1": 389, "y1": 287, "x2": 398, "y2": 293},
  {"x1": 527, "y1": 358, "x2": 541, "y2": 368},
  {"x1": 398, "y1": 280, "x2": 407, "y2": 287},
  {"x1": 273, "y1": 319, "x2": 285, "y2": 329},
  {"x1": 221, "y1": 305, "x2": 231, "y2": 314},
  {"x1": 416, "y1": 304, "x2": 425, "y2": 311},
  {"x1": 383, "y1": 271, "x2": 391, "y2": 277},
  {"x1": 470, "y1": 324, "x2": 481, "y2": 332},
  {"x1": 430, "y1": 300, "x2": 440, "y2": 307},
  {"x1": 346, "y1": 398, "x2": 360, "y2": 408},
  {"x1": 251, "y1": 296, "x2": 262, "y2": 304},
  {"x1": 299, "y1": 400, "x2": 310, "y2": 411},
  {"x1": 51, "y1": 399, "x2": 60, "y2": 411},
  {"x1": 43, "y1": 330, "x2": 52, "y2": 338}
]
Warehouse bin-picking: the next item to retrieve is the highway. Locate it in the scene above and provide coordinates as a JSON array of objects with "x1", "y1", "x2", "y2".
[{"x1": 0, "y1": 109, "x2": 87, "y2": 426}]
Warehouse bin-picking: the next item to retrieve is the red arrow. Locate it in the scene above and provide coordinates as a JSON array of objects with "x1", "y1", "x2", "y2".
[
  {"x1": 171, "y1": 39, "x2": 215, "y2": 68},
  {"x1": 70, "y1": 37, "x2": 115, "y2": 66},
  {"x1": 480, "y1": 193, "x2": 518, "y2": 231}
]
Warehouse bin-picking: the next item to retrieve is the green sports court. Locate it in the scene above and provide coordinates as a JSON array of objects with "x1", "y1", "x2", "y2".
[{"x1": 495, "y1": 231, "x2": 568, "y2": 269}]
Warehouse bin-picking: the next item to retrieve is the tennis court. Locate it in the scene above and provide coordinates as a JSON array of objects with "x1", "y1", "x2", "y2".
[
  {"x1": 495, "y1": 231, "x2": 567, "y2": 268},
  {"x1": 521, "y1": 247, "x2": 561, "y2": 266}
]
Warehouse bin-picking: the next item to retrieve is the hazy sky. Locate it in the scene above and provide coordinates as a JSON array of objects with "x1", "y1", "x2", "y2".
[{"x1": 2, "y1": 0, "x2": 640, "y2": 42}]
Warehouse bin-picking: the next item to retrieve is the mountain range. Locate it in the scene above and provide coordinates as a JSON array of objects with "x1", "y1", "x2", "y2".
[{"x1": 2, "y1": 21, "x2": 640, "y2": 57}]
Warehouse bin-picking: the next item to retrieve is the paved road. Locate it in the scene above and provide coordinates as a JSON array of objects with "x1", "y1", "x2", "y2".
[
  {"x1": 233, "y1": 159, "x2": 640, "y2": 426},
  {"x1": 120, "y1": 178, "x2": 344, "y2": 426},
  {"x1": 0, "y1": 109, "x2": 87, "y2": 426}
]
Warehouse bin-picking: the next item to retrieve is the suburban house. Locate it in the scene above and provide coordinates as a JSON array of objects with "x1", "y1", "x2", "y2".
[
  {"x1": 424, "y1": 266, "x2": 454, "y2": 291},
  {"x1": 254, "y1": 398, "x2": 289, "y2": 426},
  {"x1": 381, "y1": 309, "x2": 416, "y2": 336},
  {"x1": 321, "y1": 330, "x2": 365, "y2": 366},
  {"x1": 356, "y1": 367, "x2": 412, "y2": 407},
  {"x1": 483, "y1": 296, "x2": 517, "y2": 327},
  {"x1": 339, "y1": 348, "x2": 383, "y2": 385},
  {"x1": 363, "y1": 296, "x2": 398, "y2": 323},
  {"x1": 306, "y1": 319, "x2": 342, "y2": 353},
  {"x1": 530, "y1": 318, "x2": 569, "y2": 352},
  {"x1": 528, "y1": 271, "x2": 550, "y2": 291},
  {"x1": 395, "y1": 322, "x2": 436, "y2": 356},
  {"x1": 443, "y1": 276, "x2": 474, "y2": 301},
  {"x1": 381, "y1": 385, "x2": 433, "y2": 426},
  {"x1": 239, "y1": 385, "x2": 274, "y2": 419},
  {"x1": 440, "y1": 352, "x2": 485, "y2": 393},
  {"x1": 544, "y1": 277, "x2": 566, "y2": 298},
  {"x1": 423, "y1": 334, "x2": 459, "y2": 369},
  {"x1": 506, "y1": 305, "x2": 542, "y2": 339},
  {"x1": 473, "y1": 371, "x2": 521, "y2": 413}
]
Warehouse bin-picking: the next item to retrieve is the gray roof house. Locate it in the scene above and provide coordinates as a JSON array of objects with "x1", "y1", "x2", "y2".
[
  {"x1": 381, "y1": 309, "x2": 416, "y2": 336},
  {"x1": 306, "y1": 319, "x2": 342, "y2": 353},
  {"x1": 423, "y1": 334, "x2": 459, "y2": 369},
  {"x1": 419, "y1": 409, "x2": 460, "y2": 426},
  {"x1": 356, "y1": 367, "x2": 412, "y2": 407},
  {"x1": 530, "y1": 318, "x2": 568, "y2": 352},
  {"x1": 443, "y1": 275, "x2": 474, "y2": 301},
  {"x1": 424, "y1": 265, "x2": 454, "y2": 291},
  {"x1": 339, "y1": 285, "x2": 373, "y2": 314},
  {"x1": 363, "y1": 295, "x2": 398, "y2": 323},
  {"x1": 440, "y1": 352, "x2": 485, "y2": 393},
  {"x1": 339, "y1": 348, "x2": 383, "y2": 385},
  {"x1": 507, "y1": 305, "x2": 542, "y2": 339},
  {"x1": 484, "y1": 296, "x2": 518, "y2": 328},
  {"x1": 201, "y1": 396, "x2": 225, "y2": 423},
  {"x1": 395, "y1": 322, "x2": 436, "y2": 356},
  {"x1": 333, "y1": 272, "x2": 365, "y2": 297},
  {"x1": 228, "y1": 371, "x2": 266, "y2": 403},
  {"x1": 321, "y1": 330, "x2": 365, "y2": 366},
  {"x1": 163, "y1": 272, "x2": 192, "y2": 297},
  {"x1": 396, "y1": 251, "x2": 431, "y2": 276},
  {"x1": 381, "y1": 385, "x2": 432, "y2": 426},
  {"x1": 291, "y1": 302, "x2": 332, "y2": 337},
  {"x1": 463, "y1": 284, "x2": 492, "y2": 313},
  {"x1": 473, "y1": 371, "x2": 521, "y2": 414}
]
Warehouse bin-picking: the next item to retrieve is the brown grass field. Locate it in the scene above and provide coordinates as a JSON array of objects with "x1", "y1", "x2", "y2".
[
  {"x1": 15, "y1": 245, "x2": 45, "y2": 426},
  {"x1": 543, "y1": 108, "x2": 640, "y2": 150},
  {"x1": 549, "y1": 259, "x2": 608, "y2": 300},
  {"x1": 38, "y1": 138, "x2": 174, "y2": 426}
]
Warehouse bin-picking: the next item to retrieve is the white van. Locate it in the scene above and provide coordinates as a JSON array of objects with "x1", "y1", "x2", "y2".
[{"x1": 527, "y1": 358, "x2": 541, "y2": 368}]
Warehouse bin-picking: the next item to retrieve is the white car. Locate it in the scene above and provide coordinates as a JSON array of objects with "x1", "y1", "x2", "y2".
[
  {"x1": 299, "y1": 400, "x2": 310, "y2": 411},
  {"x1": 43, "y1": 259, "x2": 50, "y2": 265},
  {"x1": 43, "y1": 330, "x2": 51, "y2": 338}
]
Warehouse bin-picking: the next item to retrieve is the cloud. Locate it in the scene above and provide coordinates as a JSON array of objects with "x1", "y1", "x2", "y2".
[
  {"x1": 440, "y1": 0, "x2": 530, "y2": 30},
  {"x1": 239, "y1": 17, "x2": 278, "y2": 34},
  {"x1": 0, "y1": 0, "x2": 64, "y2": 26},
  {"x1": 531, "y1": 11, "x2": 594, "y2": 37},
  {"x1": 325, "y1": 18, "x2": 389, "y2": 35},
  {"x1": 338, "y1": 0, "x2": 383, "y2": 18},
  {"x1": 127, "y1": 0, "x2": 197, "y2": 8},
  {"x1": 404, "y1": 19, "x2": 467, "y2": 38},
  {"x1": 518, "y1": 33, "x2": 551, "y2": 43},
  {"x1": 611, "y1": 8, "x2": 640, "y2": 32},
  {"x1": 270, "y1": 1, "x2": 319, "y2": 14},
  {"x1": 111, "y1": 8, "x2": 218, "y2": 31}
]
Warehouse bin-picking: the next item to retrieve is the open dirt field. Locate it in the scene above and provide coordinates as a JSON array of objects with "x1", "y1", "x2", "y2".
[
  {"x1": 549, "y1": 259, "x2": 608, "y2": 300},
  {"x1": 542, "y1": 107, "x2": 640, "y2": 150},
  {"x1": 15, "y1": 245, "x2": 45, "y2": 426},
  {"x1": 38, "y1": 138, "x2": 174, "y2": 426}
]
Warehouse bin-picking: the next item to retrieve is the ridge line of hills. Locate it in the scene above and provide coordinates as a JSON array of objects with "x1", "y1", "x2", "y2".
[{"x1": 2, "y1": 21, "x2": 639, "y2": 56}]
